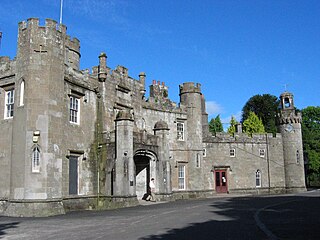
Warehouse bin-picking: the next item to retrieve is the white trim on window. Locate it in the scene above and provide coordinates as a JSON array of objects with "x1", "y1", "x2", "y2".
[
  {"x1": 32, "y1": 146, "x2": 40, "y2": 173},
  {"x1": 69, "y1": 95, "x2": 80, "y2": 124},
  {"x1": 230, "y1": 148, "x2": 236, "y2": 157},
  {"x1": 178, "y1": 165, "x2": 185, "y2": 190},
  {"x1": 259, "y1": 149, "x2": 265, "y2": 158},
  {"x1": 177, "y1": 122, "x2": 184, "y2": 141},
  {"x1": 256, "y1": 170, "x2": 261, "y2": 188},
  {"x1": 4, "y1": 88, "x2": 14, "y2": 119},
  {"x1": 20, "y1": 80, "x2": 25, "y2": 106},
  {"x1": 202, "y1": 148, "x2": 207, "y2": 157}
]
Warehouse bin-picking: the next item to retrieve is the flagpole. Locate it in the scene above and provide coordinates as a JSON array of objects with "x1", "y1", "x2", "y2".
[{"x1": 59, "y1": 0, "x2": 63, "y2": 24}]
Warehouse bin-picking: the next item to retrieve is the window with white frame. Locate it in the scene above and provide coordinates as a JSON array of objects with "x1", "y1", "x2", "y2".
[
  {"x1": 178, "y1": 165, "x2": 185, "y2": 190},
  {"x1": 259, "y1": 149, "x2": 265, "y2": 158},
  {"x1": 32, "y1": 146, "x2": 40, "y2": 173},
  {"x1": 202, "y1": 148, "x2": 207, "y2": 157},
  {"x1": 196, "y1": 153, "x2": 201, "y2": 168},
  {"x1": 20, "y1": 80, "x2": 25, "y2": 106},
  {"x1": 4, "y1": 88, "x2": 14, "y2": 119},
  {"x1": 177, "y1": 122, "x2": 184, "y2": 141},
  {"x1": 230, "y1": 148, "x2": 236, "y2": 157},
  {"x1": 256, "y1": 170, "x2": 261, "y2": 187},
  {"x1": 69, "y1": 95, "x2": 80, "y2": 124}
]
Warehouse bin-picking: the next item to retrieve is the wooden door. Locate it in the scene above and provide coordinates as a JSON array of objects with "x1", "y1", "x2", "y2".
[{"x1": 69, "y1": 156, "x2": 78, "y2": 195}]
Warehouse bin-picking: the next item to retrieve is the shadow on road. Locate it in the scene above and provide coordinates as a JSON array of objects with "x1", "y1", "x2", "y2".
[
  {"x1": 140, "y1": 193, "x2": 320, "y2": 240},
  {"x1": 0, "y1": 221, "x2": 19, "y2": 239}
]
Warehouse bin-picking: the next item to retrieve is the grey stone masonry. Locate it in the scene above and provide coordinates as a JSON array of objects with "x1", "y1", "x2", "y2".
[{"x1": 0, "y1": 18, "x2": 306, "y2": 217}]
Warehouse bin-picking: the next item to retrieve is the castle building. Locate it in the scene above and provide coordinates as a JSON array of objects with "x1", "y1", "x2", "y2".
[{"x1": 0, "y1": 19, "x2": 306, "y2": 217}]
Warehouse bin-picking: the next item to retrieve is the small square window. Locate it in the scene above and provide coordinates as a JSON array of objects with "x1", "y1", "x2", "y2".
[
  {"x1": 202, "y1": 148, "x2": 207, "y2": 157},
  {"x1": 259, "y1": 149, "x2": 265, "y2": 158},
  {"x1": 230, "y1": 149, "x2": 235, "y2": 157}
]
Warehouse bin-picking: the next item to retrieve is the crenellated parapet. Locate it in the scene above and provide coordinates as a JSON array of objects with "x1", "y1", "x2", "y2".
[
  {"x1": 148, "y1": 80, "x2": 176, "y2": 110},
  {"x1": 17, "y1": 18, "x2": 80, "y2": 69},
  {"x1": 278, "y1": 111, "x2": 302, "y2": 124},
  {"x1": 205, "y1": 132, "x2": 282, "y2": 143},
  {"x1": 179, "y1": 82, "x2": 201, "y2": 95}
]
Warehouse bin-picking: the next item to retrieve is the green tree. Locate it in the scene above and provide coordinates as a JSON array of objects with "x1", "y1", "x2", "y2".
[
  {"x1": 301, "y1": 106, "x2": 320, "y2": 185},
  {"x1": 242, "y1": 94, "x2": 279, "y2": 134},
  {"x1": 243, "y1": 111, "x2": 265, "y2": 136},
  {"x1": 227, "y1": 116, "x2": 238, "y2": 136},
  {"x1": 209, "y1": 115, "x2": 224, "y2": 135}
]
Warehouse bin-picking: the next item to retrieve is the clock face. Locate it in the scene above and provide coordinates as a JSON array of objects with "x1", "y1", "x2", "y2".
[{"x1": 285, "y1": 124, "x2": 294, "y2": 132}]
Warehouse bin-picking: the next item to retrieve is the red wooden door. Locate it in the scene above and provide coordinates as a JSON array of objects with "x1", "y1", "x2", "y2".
[{"x1": 215, "y1": 170, "x2": 228, "y2": 193}]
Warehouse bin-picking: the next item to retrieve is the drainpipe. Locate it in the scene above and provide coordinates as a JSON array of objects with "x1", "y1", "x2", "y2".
[{"x1": 266, "y1": 134, "x2": 271, "y2": 193}]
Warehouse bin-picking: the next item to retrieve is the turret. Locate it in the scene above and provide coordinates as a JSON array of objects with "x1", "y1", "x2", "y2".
[
  {"x1": 179, "y1": 83, "x2": 204, "y2": 190},
  {"x1": 98, "y1": 52, "x2": 107, "y2": 82},
  {"x1": 278, "y1": 92, "x2": 306, "y2": 192}
]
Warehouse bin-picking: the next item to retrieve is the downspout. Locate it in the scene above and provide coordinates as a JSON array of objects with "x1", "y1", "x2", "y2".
[{"x1": 266, "y1": 134, "x2": 271, "y2": 193}]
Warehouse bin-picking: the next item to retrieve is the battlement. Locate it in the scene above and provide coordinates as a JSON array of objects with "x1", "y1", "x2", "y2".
[
  {"x1": 179, "y1": 82, "x2": 201, "y2": 95},
  {"x1": 206, "y1": 132, "x2": 282, "y2": 143},
  {"x1": 18, "y1": 18, "x2": 79, "y2": 53},
  {"x1": 19, "y1": 18, "x2": 65, "y2": 33},
  {"x1": 279, "y1": 111, "x2": 302, "y2": 124},
  {"x1": 66, "y1": 35, "x2": 80, "y2": 56},
  {"x1": 150, "y1": 80, "x2": 169, "y2": 99}
]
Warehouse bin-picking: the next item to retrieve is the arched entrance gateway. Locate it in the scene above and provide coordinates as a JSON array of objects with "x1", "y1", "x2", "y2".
[{"x1": 134, "y1": 149, "x2": 157, "y2": 199}]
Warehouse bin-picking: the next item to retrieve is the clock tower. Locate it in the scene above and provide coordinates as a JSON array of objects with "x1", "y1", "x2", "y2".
[{"x1": 279, "y1": 92, "x2": 306, "y2": 192}]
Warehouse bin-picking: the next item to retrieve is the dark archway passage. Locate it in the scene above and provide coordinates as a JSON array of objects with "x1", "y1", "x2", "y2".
[{"x1": 134, "y1": 149, "x2": 157, "y2": 199}]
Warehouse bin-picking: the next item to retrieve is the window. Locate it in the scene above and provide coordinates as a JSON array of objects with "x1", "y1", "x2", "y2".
[
  {"x1": 202, "y1": 148, "x2": 207, "y2": 157},
  {"x1": 230, "y1": 148, "x2": 235, "y2": 157},
  {"x1": 259, "y1": 149, "x2": 265, "y2": 158},
  {"x1": 196, "y1": 153, "x2": 201, "y2": 168},
  {"x1": 20, "y1": 81, "x2": 25, "y2": 106},
  {"x1": 296, "y1": 150, "x2": 300, "y2": 164},
  {"x1": 256, "y1": 170, "x2": 261, "y2": 187},
  {"x1": 178, "y1": 165, "x2": 185, "y2": 190},
  {"x1": 32, "y1": 146, "x2": 40, "y2": 173},
  {"x1": 4, "y1": 89, "x2": 14, "y2": 119},
  {"x1": 69, "y1": 96, "x2": 80, "y2": 124},
  {"x1": 284, "y1": 97, "x2": 291, "y2": 108},
  {"x1": 177, "y1": 122, "x2": 184, "y2": 141}
]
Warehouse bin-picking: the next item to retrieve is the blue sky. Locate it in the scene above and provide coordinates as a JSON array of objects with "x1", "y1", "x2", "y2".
[{"x1": 1, "y1": 0, "x2": 319, "y2": 125}]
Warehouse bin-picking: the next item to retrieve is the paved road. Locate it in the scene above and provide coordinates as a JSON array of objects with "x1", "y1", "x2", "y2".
[{"x1": 0, "y1": 190, "x2": 319, "y2": 240}]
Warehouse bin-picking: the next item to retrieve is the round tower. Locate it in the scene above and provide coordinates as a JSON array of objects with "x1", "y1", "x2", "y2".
[
  {"x1": 278, "y1": 92, "x2": 306, "y2": 193},
  {"x1": 179, "y1": 83, "x2": 204, "y2": 190}
]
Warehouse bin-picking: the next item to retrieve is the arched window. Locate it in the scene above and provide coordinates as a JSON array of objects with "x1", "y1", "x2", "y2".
[
  {"x1": 32, "y1": 146, "x2": 40, "y2": 173},
  {"x1": 20, "y1": 80, "x2": 25, "y2": 106},
  {"x1": 256, "y1": 170, "x2": 261, "y2": 188},
  {"x1": 284, "y1": 97, "x2": 291, "y2": 108}
]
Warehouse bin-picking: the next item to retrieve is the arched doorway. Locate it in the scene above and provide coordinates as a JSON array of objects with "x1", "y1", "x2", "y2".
[{"x1": 134, "y1": 149, "x2": 157, "y2": 199}]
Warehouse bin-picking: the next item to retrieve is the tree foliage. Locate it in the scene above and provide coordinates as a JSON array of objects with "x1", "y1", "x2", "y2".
[
  {"x1": 209, "y1": 115, "x2": 224, "y2": 135},
  {"x1": 241, "y1": 94, "x2": 279, "y2": 134},
  {"x1": 301, "y1": 106, "x2": 320, "y2": 183},
  {"x1": 243, "y1": 111, "x2": 265, "y2": 136},
  {"x1": 227, "y1": 116, "x2": 238, "y2": 136}
]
